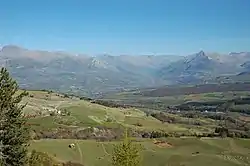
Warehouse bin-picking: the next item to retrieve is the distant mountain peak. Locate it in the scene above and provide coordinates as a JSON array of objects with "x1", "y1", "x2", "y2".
[
  {"x1": 196, "y1": 50, "x2": 213, "y2": 60},
  {"x1": 197, "y1": 50, "x2": 206, "y2": 56},
  {"x1": 229, "y1": 52, "x2": 250, "y2": 56},
  {"x1": 1, "y1": 45, "x2": 23, "y2": 52},
  {"x1": 187, "y1": 50, "x2": 210, "y2": 63}
]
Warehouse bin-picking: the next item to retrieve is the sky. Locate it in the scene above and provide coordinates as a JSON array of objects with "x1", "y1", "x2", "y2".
[{"x1": 0, "y1": 0, "x2": 250, "y2": 55}]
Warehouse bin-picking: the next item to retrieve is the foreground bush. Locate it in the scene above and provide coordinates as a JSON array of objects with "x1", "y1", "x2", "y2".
[
  {"x1": 29, "y1": 150, "x2": 60, "y2": 166},
  {"x1": 28, "y1": 150, "x2": 85, "y2": 166}
]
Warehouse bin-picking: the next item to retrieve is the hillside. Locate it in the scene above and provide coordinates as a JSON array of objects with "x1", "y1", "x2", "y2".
[
  {"x1": 22, "y1": 90, "x2": 250, "y2": 138},
  {"x1": 1, "y1": 45, "x2": 250, "y2": 97},
  {"x1": 23, "y1": 90, "x2": 210, "y2": 135},
  {"x1": 20, "y1": 90, "x2": 250, "y2": 166}
]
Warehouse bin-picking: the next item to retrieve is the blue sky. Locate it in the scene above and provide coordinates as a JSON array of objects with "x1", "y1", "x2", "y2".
[{"x1": 0, "y1": 0, "x2": 250, "y2": 55}]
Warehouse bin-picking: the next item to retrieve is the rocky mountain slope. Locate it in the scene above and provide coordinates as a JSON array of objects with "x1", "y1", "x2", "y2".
[
  {"x1": 0, "y1": 45, "x2": 182, "y2": 97},
  {"x1": 1, "y1": 45, "x2": 250, "y2": 97},
  {"x1": 159, "y1": 51, "x2": 250, "y2": 84}
]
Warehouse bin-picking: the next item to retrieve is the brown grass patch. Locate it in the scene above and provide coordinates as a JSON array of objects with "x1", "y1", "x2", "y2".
[
  {"x1": 153, "y1": 139, "x2": 173, "y2": 148},
  {"x1": 238, "y1": 116, "x2": 250, "y2": 122}
]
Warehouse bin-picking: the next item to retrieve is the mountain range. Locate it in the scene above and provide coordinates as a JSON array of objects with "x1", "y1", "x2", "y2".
[{"x1": 1, "y1": 45, "x2": 250, "y2": 97}]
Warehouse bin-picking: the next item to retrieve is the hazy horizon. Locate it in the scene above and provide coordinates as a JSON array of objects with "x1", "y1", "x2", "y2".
[{"x1": 1, "y1": 44, "x2": 250, "y2": 57}]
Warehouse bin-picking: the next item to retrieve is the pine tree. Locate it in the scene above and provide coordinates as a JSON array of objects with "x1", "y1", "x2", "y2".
[
  {"x1": 0, "y1": 67, "x2": 30, "y2": 166},
  {"x1": 111, "y1": 128, "x2": 143, "y2": 166}
]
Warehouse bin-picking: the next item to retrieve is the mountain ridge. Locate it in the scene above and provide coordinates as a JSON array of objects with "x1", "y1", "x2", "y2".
[{"x1": 1, "y1": 45, "x2": 250, "y2": 97}]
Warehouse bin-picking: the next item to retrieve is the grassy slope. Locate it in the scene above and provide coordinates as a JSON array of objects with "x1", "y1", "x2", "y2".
[
  {"x1": 22, "y1": 90, "x2": 250, "y2": 166},
  {"x1": 30, "y1": 138, "x2": 250, "y2": 166},
  {"x1": 23, "y1": 90, "x2": 212, "y2": 133}
]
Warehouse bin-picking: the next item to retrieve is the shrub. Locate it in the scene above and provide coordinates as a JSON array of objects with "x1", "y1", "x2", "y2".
[
  {"x1": 215, "y1": 127, "x2": 229, "y2": 138},
  {"x1": 63, "y1": 94, "x2": 69, "y2": 98},
  {"x1": 29, "y1": 150, "x2": 60, "y2": 166},
  {"x1": 134, "y1": 122, "x2": 143, "y2": 127},
  {"x1": 62, "y1": 161, "x2": 84, "y2": 166},
  {"x1": 50, "y1": 112, "x2": 57, "y2": 116}
]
